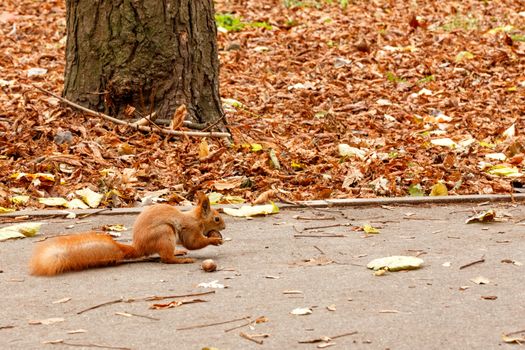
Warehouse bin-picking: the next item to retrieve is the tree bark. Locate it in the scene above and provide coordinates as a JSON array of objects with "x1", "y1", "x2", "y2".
[{"x1": 63, "y1": 0, "x2": 226, "y2": 130}]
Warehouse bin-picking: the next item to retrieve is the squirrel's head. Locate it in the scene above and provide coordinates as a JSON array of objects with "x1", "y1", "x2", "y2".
[{"x1": 195, "y1": 192, "x2": 226, "y2": 232}]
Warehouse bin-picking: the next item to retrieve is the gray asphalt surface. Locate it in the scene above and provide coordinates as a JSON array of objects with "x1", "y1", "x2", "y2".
[{"x1": 1, "y1": 201, "x2": 525, "y2": 350}]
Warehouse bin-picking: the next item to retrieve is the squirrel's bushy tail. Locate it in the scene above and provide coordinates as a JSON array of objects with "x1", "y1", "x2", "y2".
[{"x1": 29, "y1": 232, "x2": 139, "y2": 276}]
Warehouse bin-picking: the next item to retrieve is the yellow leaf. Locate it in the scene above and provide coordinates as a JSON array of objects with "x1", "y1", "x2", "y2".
[
  {"x1": 429, "y1": 182, "x2": 448, "y2": 196},
  {"x1": 0, "y1": 207, "x2": 15, "y2": 214},
  {"x1": 455, "y1": 51, "x2": 474, "y2": 63},
  {"x1": 10, "y1": 195, "x2": 30, "y2": 205},
  {"x1": 363, "y1": 224, "x2": 380, "y2": 234},
  {"x1": 38, "y1": 197, "x2": 68, "y2": 207},
  {"x1": 75, "y1": 188, "x2": 104, "y2": 208},
  {"x1": 0, "y1": 223, "x2": 43, "y2": 241},
  {"x1": 223, "y1": 202, "x2": 279, "y2": 217},
  {"x1": 486, "y1": 165, "x2": 522, "y2": 177},
  {"x1": 199, "y1": 138, "x2": 209, "y2": 159},
  {"x1": 367, "y1": 256, "x2": 424, "y2": 271},
  {"x1": 291, "y1": 161, "x2": 304, "y2": 170}
]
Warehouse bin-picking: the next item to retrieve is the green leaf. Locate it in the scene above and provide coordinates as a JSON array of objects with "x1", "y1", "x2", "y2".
[
  {"x1": 408, "y1": 184, "x2": 425, "y2": 197},
  {"x1": 486, "y1": 165, "x2": 523, "y2": 177},
  {"x1": 455, "y1": 51, "x2": 474, "y2": 63},
  {"x1": 429, "y1": 182, "x2": 448, "y2": 196}
]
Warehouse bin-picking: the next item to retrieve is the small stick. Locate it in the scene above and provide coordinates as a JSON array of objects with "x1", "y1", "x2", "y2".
[
  {"x1": 77, "y1": 208, "x2": 112, "y2": 219},
  {"x1": 0, "y1": 325, "x2": 14, "y2": 330},
  {"x1": 143, "y1": 291, "x2": 215, "y2": 301},
  {"x1": 303, "y1": 223, "x2": 351, "y2": 231},
  {"x1": 505, "y1": 329, "x2": 525, "y2": 336},
  {"x1": 77, "y1": 299, "x2": 124, "y2": 315},
  {"x1": 34, "y1": 85, "x2": 230, "y2": 138},
  {"x1": 44, "y1": 340, "x2": 130, "y2": 350},
  {"x1": 313, "y1": 245, "x2": 325, "y2": 255},
  {"x1": 224, "y1": 319, "x2": 253, "y2": 333},
  {"x1": 177, "y1": 316, "x2": 251, "y2": 331},
  {"x1": 331, "y1": 331, "x2": 359, "y2": 340},
  {"x1": 224, "y1": 316, "x2": 267, "y2": 333},
  {"x1": 294, "y1": 234, "x2": 346, "y2": 238},
  {"x1": 459, "y1": 256, "x2": 486, "y2": 270},
  {"x1": 295, "y1": 216, "x2": 336, "y2": 221},
  {"x1": 298, "y1": 330, "x2": 358, "y2": 344},
  {"x1": 240, "y1": 332, "x2": 264, "y2": 345},
  {"x1": 77, "y1": 291, "x2": 216, "y2": 314},
  {"x1": 116, "y1": 312, "x2": 160, "y2": 321}
]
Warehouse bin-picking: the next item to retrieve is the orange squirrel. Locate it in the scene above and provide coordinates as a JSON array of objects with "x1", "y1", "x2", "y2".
[{"x1": 29, "y1": 193, "x2": 225, "y2": 276}]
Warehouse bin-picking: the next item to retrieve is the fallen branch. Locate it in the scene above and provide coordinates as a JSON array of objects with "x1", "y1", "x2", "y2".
[
  {"x1": 294, "y1": 234, "x2": 346, "y2": 238},
  {"x1": 298, "y1": 331, "x2": 358, "y2": 344},
  {"x1": 176, "y1": 315, "x2": 251, "y2": 331},
  {"x1": 34, "y1": 85, "x2": 230, "y2": 138},
  {"x1": 459, "y1": 256, "x2": 486, "y2": 270},
  {"x1": 76, "y1": 291, "x2": 216, "y2": 314},
  {"x1": 240, "y1": 332, "x2": 265, "y2": 345},
  {"x1": 224, "y1": 316, "x2": 268, "y2": 333},
  {"x1": 43, "y1": 339, "x2": 130, "y2": 350},
  {"x1": 294, "y1": 216, "x2": 336, "y2": 221},
  {"x1": 115, "y1": 312, "x2": 160, "y2": 321},
  {"x1": 303, "y1": 223, "x2": 352, "y2": 231}
]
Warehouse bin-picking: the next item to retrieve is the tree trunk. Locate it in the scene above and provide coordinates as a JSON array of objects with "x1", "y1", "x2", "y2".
[{"x1": 63, "y1": 0, "x2": 226, "y2": 130}]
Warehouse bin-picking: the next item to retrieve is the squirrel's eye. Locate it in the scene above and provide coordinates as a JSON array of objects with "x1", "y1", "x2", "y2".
[{"x1": 214, "y1": 217, "x2": 220, "y2": 223}]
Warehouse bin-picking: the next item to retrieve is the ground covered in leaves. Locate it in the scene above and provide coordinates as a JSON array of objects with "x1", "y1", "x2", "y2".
[{"x1": 1, "y1": 0, "x2": 525, "y2": 209}]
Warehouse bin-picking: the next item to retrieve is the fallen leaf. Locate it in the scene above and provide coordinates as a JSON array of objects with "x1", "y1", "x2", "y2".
[
  {"x1": 326, "y1": 304, "x2": 336, "y2": 311},
  {"x1": 38, "y1": 197, "x2": 68, "y2": 207},
  {"x1": 213, "y1": 176, "x2": 245, "y2": 190},
  {"x1": 429, "y1": 182, "x2": 448, "y2": 196},
  {"x1": 486, "y1": 165, "x2": 522, "y2": 177},
  {"x1": 367, "y1": 256, "x2": 424, "y2": 271},
  {"x1": 290, "y1": 307, "x2": 312, "y2": 315},
  {"x1": 338, "y1": 144, "x2": 366, "y2": 159},
  {"x1": 75, "y1": 188, "x2": 103, "y2": 208},
  {"x1": 362, "y1": 224, "x2": 380, "y2": 234},
  {"x1": 223, "y1": 203, "x2": 279, "y2": 217},
  {"x1": 0, "y1": 223, "x2": 43, "y2": 241},
  {"x1": 465, "y1": 210, "x2": 496, "y2": 224},
  {"x1": 197, "y1": 280, "x2": 225, "y2": 289},
  {"x1": 430, "y1": 138, "x2": 457, "y2": 148},
  {"x1": 502, "y1": 333, "x2": 525, "y2": 344},
  {"x1": 470, "y1": 276, "x2": 490, "y2": 285},
  {"x1": 28, "y1": 317, "x2": 64, "y2": 325},
  {"x1": 481, "y1": 295, "x2": 497, "y2": 300}
]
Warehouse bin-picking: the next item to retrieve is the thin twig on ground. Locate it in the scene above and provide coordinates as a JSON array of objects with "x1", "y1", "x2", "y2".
[
  {"x1": 298, "y1": 331, "x2": 358, "y2": 344},
  {"x1": 176, "y1": 316, "x2": 251, "y2": 331},
  {"x1": 43, "y1": 339, "x2": 131, "y2": 350},
  {"x1": 33, "y1": 85, "x2": 230, "y2": 138},
  {"x1": 294, "y1": 234, "x2": 346, "y2": 238},
  {"x1": 240, "y1": 332, "x2": 264, "y2": 345},
  {"x1": 303, "y1": 223, "x2": 352, "y2": 231},
  {"x1": 76, "y1": 291, "x2": 216, "y2": 314},
  {"x1": 459, "y1": 256, "x2": 486, "y2": 270}
]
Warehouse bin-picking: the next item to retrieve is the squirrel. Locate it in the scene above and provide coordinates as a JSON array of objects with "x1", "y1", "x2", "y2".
[{"x1": 29, "y1": 192, "x2": 225, "y2": 276}]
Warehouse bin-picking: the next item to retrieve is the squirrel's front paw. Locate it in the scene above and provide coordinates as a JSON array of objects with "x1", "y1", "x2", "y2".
[{"x1": 208, "y1": 237, "x2": 223, "y2": 246}]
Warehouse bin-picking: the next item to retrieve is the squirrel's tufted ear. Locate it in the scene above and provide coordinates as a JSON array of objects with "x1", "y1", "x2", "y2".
[{"x1": 195, "y1": 192, "x2": 211, "y2": 216}]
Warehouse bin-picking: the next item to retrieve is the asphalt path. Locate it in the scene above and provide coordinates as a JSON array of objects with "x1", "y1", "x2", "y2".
[{"x1": 1, "y1": 201, "x2": 525, "y2": 349}]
